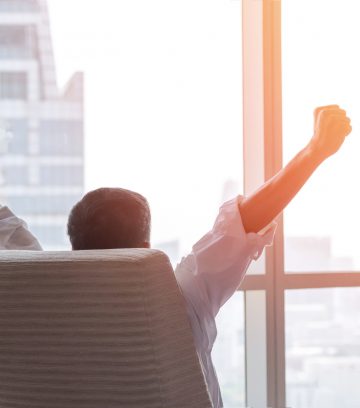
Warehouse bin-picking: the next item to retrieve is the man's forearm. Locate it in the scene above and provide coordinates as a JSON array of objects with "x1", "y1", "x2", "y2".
[
  {"x1": 239, "y1": 145, "x2": 323, "y2": 234},
  {"x1": 238, "y1": 105, "x2": 351, "y2": 234}
]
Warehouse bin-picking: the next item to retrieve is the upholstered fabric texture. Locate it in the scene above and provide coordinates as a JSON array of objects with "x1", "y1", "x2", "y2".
[{"x1": 0, "y1": 249, "x2": 212, "y2": 408}]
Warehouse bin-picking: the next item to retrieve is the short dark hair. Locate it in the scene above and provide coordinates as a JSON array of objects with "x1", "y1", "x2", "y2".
[{"x1": 67, "y1": 188, "x2": 151, "y2": 250}]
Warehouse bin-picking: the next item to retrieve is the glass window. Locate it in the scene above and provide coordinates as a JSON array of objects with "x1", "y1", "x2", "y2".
[
  {"x1": 0, "y1": 72, "x2": 27, "y2": 99},
  {"x1": 39, "y1": 120, "x2": 83, "y2": 156},
  {"x1": 2, "y1": 165, "x2": 28, "y2": 185},
  {"x1": 282, "y1": 0, "x2": 360, "y2": 272},
  {"x1": 0, "y1": 26, "x2": 34, "y2": 59},
  {"x1": 5, "y1": 119, "x2": 28, "y2": 155},
  {"x1": 0, "y1": 0, "x2": 38, "y2": 12},
  {"x1": 286, "y1": 288, "x2": 360, "y2": 408}
]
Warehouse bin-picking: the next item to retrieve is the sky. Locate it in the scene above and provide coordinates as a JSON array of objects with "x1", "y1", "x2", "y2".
[{"x1": 46, "y1": 0, "x2": 243, "y2": 254}]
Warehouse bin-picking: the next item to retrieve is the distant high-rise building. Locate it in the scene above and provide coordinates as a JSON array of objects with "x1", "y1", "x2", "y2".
[{"x1": 0, "y1": 0, "x2": 84, "y2": 249}]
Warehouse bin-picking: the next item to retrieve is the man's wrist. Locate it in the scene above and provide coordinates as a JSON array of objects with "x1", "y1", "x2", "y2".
[{"x1": 303, "y1": 142, "x2": 327, "y2": 167}]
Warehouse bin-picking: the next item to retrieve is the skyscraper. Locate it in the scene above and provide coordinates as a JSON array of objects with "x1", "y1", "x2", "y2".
[{"x1": 0, "y1": 0, "x2": 84, "y2": 249}]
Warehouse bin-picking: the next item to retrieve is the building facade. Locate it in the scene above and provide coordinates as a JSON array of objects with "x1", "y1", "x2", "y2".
[{"x1": 0, "y1": 0, "x2": 84, "y2": 249}]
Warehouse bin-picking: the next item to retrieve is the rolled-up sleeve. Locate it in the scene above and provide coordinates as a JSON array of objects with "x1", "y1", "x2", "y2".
[
  {"x1": 0, "y1": 206, "x2": 42, "y2": 250},
  {"x1": 176, "y1": 196, "x2": 276, "y2": 319}
]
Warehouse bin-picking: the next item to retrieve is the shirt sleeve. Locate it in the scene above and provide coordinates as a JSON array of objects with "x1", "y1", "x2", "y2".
[
  {"x1": 175, "y1": 196, "x2": 276, "y2": 319},
  {"x1": 0, "y1": 206, "x2": 42, "y2": 250}
]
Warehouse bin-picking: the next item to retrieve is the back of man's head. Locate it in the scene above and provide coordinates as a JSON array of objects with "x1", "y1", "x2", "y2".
[{"x1": 67, "y1": 188, "x2": 151, "y2": 250}]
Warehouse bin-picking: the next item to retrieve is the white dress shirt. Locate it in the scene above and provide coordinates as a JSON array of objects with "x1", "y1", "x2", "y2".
[
  {"x1": 0, "y1": 206, "x2": 42, "y2": 250},
  {"x1": 175, "y1": 197, "x2": 276, "y2": 407},
  {"x1": 0, "y1": 197, "x2": 275, "y2": 408}
]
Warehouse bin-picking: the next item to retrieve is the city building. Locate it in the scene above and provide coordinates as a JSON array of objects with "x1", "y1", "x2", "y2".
[{"x1": 0, "y1": 0, "x2": 84, "y2": 249}]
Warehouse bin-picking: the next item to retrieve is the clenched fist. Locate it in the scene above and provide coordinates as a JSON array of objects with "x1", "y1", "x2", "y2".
[{"x1": 308, "y1": 105, "x2": 352, "y2": 161}]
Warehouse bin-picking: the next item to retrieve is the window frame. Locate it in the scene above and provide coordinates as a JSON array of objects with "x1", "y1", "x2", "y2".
[{"x1": 240, "y1": 1, "x2": 360, "y2": 407}]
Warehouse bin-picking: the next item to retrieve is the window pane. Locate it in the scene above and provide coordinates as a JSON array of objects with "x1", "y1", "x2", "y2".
[
  {"x1": 213, "y1": 291, "x2": 245, "y2": 408},
  {"x1": 282, "y1": 0, "x2": 360, "y2": 272},
  {"x1": 0, "y1": 0, "x2": 38, "y2": 12},
  {"x1": 0, "y1": 26, "x2": 35, "y2": 59},
  {"x1": 6, "y1": 120, "x2": 28, "y2": 154},
  {"x1": 286, "y1": 288, "x2": 360, "y2": 408},
  {"x1": 0, "y1": 72, "x2": 27, "y2": 99}
]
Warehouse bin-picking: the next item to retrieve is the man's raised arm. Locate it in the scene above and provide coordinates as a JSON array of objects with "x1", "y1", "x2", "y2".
[{"x1": 239, "y1": 105, "x2": 352, "y2": 233}]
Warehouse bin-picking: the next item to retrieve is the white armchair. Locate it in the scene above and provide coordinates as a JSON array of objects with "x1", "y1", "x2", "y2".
[{"x1": 0, "y1": 249, "x2": 212, "y2": 408}]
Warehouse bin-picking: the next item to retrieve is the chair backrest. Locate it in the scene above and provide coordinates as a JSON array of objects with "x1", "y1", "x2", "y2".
[{"x1": 0, "y1": 249, "x2": 212, "y2": 408}]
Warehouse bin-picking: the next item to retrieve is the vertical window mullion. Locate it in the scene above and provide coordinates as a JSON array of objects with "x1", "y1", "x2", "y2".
[
  {"x1": 263, "y1": 0, "x2": 286, "y2": 407},
  {"x1": 242, "y1": 0, "x2": 268, "y2": 406}
]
